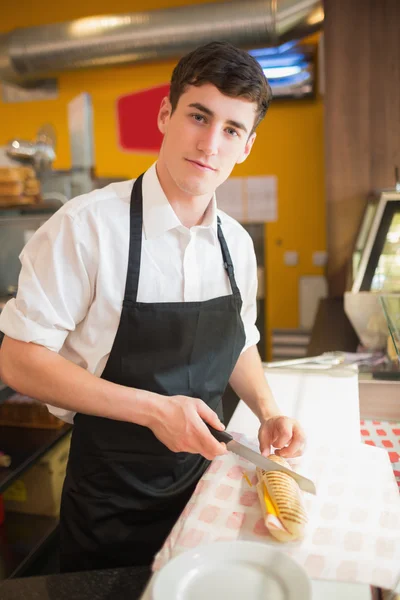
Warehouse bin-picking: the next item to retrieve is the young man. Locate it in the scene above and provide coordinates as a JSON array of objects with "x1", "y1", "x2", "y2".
[{"x1": 0, "y1": 41, "x2": 305, "y2": 572}]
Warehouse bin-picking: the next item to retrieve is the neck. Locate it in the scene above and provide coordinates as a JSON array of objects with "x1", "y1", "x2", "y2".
[{"x1": 155, "y1": 161, "x2": 213, "y2": 229}]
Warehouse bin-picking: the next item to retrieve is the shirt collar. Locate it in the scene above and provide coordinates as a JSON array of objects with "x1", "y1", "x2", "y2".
[{"x1": 142, "y1": 162, "x2": 218, "y2": 242}]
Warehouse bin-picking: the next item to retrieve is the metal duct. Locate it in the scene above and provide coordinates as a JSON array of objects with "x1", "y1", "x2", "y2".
[{"x1": 0, "y1": 0, "x2": 324, "y2": 84}]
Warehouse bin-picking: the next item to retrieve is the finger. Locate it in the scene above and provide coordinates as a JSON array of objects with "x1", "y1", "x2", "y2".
[
  {"x1": 275, "y1": 426, "x2": 306, "y2": 458},
  {"x1": 196, "y1": 400, "x2": 225, "y2": 430},
  {"x1": 271, "y1": 418, "x2": 295, "y2": 449},
  {"x1": 291, "y1": 447, "x2": 305, "y2": 458},
  {"x1": 275, "y1": 445, "x2": 304, "y2": 459},
  {"x1": 258, "y1": 423, "x2": 272, "y2": 457},
  {"x1": 201, "y1": 443, "x2": 227, "y2": 461},
  {"x1": 196, "y1": 417, "x2": 227, "y2": 460},
  {"x1": 258, "y1": 427, "x2": 272, "y2": 457},
  {"x1": 260, "y1": 439, "x2": 272, "y2": 457},
  {"x1": 259, "y1": 436, "x2": 272, "y2": 456}
]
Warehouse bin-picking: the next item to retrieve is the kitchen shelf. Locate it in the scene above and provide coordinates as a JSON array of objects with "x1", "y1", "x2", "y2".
[
  {"x1": 0, "y1": 202, "x2": 60, "y2": 216},
  {"x1": 0, "y1": 423, "x2": 72, "y2": 493},
  {"x1": 0, "y1": 511, "x2": 59, "y2": 580},
  {"x1": 0, "y1": 422, "x2": 71, "y2": 580}
]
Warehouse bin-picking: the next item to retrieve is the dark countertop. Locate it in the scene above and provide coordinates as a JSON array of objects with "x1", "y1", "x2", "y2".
[{"x1": 0, "y1": 565, "x2": 152, "y2": 600}]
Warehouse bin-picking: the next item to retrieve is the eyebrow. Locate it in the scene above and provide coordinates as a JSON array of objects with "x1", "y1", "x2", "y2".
[{"x1": 187, "y1": 102, "x2": 249, "y2": 134}]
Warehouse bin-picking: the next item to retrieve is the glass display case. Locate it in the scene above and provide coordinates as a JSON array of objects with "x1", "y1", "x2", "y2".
[
  {"x1": 350, "y1": 193, "x2": 380, "y2": 288},
  {"x1": 380, "y1": 295, "x2": 400, "y2": 361},
  {"x1": 344, "y1": 189, "x2": 400, "y2": 354},
  {"x1": 371, "y1": 212, "x2": 400, "y2": 291},
  {"x1": 351, "y1": 190, "x2": 400, "y2": 293}
]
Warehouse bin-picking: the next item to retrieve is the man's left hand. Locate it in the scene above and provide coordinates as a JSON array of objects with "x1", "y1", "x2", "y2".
[{"x1": 258, "y1": 416, "x2": 306, "y2": 459}]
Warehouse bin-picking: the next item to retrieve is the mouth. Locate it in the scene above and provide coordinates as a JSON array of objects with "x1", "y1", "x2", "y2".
[{"x1": 186, "y1": 159, "x2": 217, "y2": 172}]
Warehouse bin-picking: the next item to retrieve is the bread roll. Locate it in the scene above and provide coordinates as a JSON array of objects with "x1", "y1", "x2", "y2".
[
  {"x1": 256, "y1": 454, "x2": 307, "y2": 542},
  {"x1": 0, "y1": 181, "x2": 24, "y2": 196},
  {"x1": 0, "y1": 167, "x2": 35, "y2": 182},
  {"x1": 24, "y1": 179, "x2": 40, "y2": 195}
]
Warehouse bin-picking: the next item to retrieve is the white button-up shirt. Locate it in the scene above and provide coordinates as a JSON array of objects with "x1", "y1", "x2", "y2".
[{"x1": 0, "y1": 163, "x2": 259, "y2": 422}]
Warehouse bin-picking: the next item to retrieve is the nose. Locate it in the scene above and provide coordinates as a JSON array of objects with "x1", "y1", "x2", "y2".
[{"x1": 197, "y1": 126, "x2": 220, "y2": 156}]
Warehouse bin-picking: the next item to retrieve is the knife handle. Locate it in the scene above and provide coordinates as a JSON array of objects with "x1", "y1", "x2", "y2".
[{"x1": 205, "y1": 424, "x2": 233, "y2": 444}]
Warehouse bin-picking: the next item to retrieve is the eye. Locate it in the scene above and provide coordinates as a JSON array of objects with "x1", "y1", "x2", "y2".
[
  {"x1": 226, "y1": 127, "x2": 239, "y2": 137},
  {"x1": 191, "y1": 113, "x2": 206, "y2": 123}
]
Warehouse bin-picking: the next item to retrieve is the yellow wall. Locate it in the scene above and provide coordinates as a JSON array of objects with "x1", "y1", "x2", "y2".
[{"x1": 0, "y1": 0, "x2": 326, "y2": 358}]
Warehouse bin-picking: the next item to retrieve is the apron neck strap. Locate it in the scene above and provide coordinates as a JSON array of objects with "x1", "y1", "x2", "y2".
[
  {"x1": 217, "y1": 216, "x2": 241, "y2": 296},
  {"x1": 124, "y1": 174, "x2": 144, "y2": 304}
]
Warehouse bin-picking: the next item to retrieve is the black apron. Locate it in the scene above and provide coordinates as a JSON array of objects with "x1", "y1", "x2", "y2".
[{"x1": 59, "y1": 173, "x2": 246, "y2": 573}]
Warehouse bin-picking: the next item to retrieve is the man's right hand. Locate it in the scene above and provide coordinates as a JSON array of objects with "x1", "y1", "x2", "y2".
[{"x1": 145, "y1": 395, "x2": 228, "y2": 461}]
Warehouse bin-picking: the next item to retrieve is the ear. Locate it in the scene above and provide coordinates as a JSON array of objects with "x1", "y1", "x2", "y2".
[
  {"x1": 236, "y1": 132, "x2": 256, "y2": 164},
  {"x1": 157, "y1": 96, "x2": 172, "y2": 134}
]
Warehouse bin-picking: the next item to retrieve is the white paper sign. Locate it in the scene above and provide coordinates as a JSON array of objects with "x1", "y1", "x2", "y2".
[
  {"x1": 216, "y1": 176, "x2": 278, "y2": 223},
  {"x1": 215, "y1": 177, "x2": 244, "y2": 221},
  {"x1": 246, "y1": 176, "x2": 278, "y2": 222}
]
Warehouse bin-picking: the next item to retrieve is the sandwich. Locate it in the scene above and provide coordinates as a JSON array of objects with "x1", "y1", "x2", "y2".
[{"x1": 256, "y1": 454, "x2": 307, "y2": 542}]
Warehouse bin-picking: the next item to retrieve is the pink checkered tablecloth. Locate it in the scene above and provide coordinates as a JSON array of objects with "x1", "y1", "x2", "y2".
[
  {"x1": 361, "y1": 419, "x2": 400, "y2": 490},
  {"x1": 153, "y1": 429, "x2": 400, "y2": 590}
]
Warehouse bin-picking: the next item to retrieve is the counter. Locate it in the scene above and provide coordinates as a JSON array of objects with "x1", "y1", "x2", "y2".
[
  {"x1": 138, "y1": 366, "x2": 394, "y2": 600},
  {"x1": 0, "y1": 565, "x2": 151, "y2": 599},
  {"x1": 1, "y1": 367, "x2": 398, "y2": 599},
  {"x1": 0, "y1": 565, "x2": 377, "y2": 600}
]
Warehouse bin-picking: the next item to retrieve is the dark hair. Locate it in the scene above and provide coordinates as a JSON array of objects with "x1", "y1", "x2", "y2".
[{"x1": 169, "y1": 41, "x2": 273, "y2": 134}]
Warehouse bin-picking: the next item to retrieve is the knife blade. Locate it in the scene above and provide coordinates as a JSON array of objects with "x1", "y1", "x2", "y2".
[{"x1": 206, "y1": 424, "x2": 317, "y2": 495}]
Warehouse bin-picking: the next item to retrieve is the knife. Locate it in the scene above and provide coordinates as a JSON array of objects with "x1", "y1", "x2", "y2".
[{"x1": 206, "y1": 425, "x2": 316, "y2": 495}]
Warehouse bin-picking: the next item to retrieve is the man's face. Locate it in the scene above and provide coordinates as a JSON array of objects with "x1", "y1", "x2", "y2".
[{"x1": 157, "y1": 83, "x2": 257, "y2": 198}]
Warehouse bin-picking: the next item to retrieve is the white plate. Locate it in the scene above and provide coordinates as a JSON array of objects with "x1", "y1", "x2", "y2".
[{"x1": 152, "y1": 541, "x2": 312, "y2": 600}]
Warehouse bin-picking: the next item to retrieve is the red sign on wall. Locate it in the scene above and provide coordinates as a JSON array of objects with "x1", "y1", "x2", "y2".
[{"x1": 116, "y1": 84, "x2": 170, "y2": 154}]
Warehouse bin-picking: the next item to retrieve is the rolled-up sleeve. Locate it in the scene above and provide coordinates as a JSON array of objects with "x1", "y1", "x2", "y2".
[
  {"x1": 240, "y1": 239, "x2": 260, "y2": 354},
  {"x1": 0, "y1": 211, "x2": 93, "y2": 353}
]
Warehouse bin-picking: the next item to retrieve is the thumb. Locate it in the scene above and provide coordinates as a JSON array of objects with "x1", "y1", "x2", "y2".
[
  {"x1": 259, "y1": 425, "x2": 273, "y2": 457},
  {"x1": 261, "y1": 444, "x2": 272, "y2": 458},
  {"x1": 196, "y1": 401, "x2": 225, "y2": 430}
]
